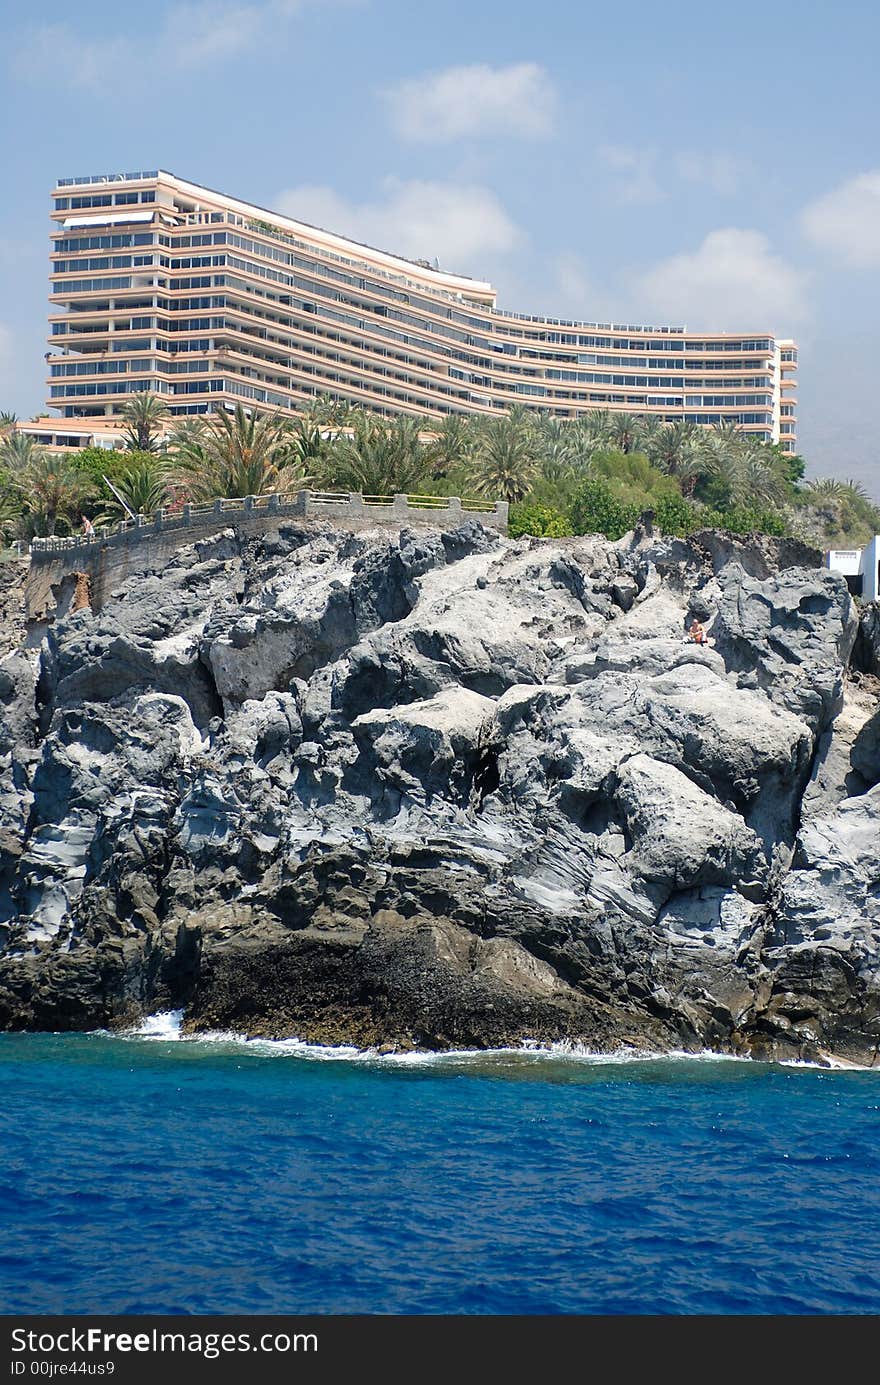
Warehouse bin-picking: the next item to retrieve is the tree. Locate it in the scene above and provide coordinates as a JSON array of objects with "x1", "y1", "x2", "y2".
[
  {"x1": 767, "y1": 442, "x2": 805, "y2": 490},
  {"x1": 300, "y1": 394, "x2": 355, "y2": 429},
  {"x1": 589, "y1": 449, "x2": 682, "y2": 507},
  {"x1": 0, "y1": 412, "x2": 17, "y2": 440},
  {"x1": 528, "y1": 414, "x2": 579, "y2": 488},
  {"x1": 570, "y1": 478, "x2": 639, "y2": 541},
  {"x1": 469, "y1": 415, "x2": 538, "y2": 503},
  {"x1": 67, "y1": 445, "x2": 150, "y2": 508},
  {"x1": 286, "y1": 417, "x2": 327, "y2": 470},
  {"x1": 171, "y1": 404, "x2": 305, "y2": 499},
  {"x1": 694, "y1": 423, "x2": 786, "y2": 510},
  {"x1": 426, "y1": 413, "x2": 475, "y2": 479},
  {"x1": 606, "y1": 412, "x2": 643, "y2": 454},
  {"x1": 322, "y1": 412, "x2": 428, "y2": 494},
  {"x1": 576, "y1": 410, "x2": 615, "y2": 448},
  {"x1": 645, "y1": 421, "x2": 712, "y2": 497},
  {"x1": 121, "y1": 392, "x2": 169, "y2": 452},
  {"x1": 14, "y1": 451, "x2": 94, "y2": 536},
  {"x1": 0, "y1": 432, "x2": 41, "y2": 474},
  {"x1": 802, "y1": 476, "x2": 856, "y2": 500},
  {"x1": 738, "y1": 446, "x2": 788, "y2": 509},
  {"x1": 97, "y1": 458, "x2": 169, "y2": 520}
]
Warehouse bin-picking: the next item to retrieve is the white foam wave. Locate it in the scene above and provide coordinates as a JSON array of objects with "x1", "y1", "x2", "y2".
[
  {"x1": 107, "y1": 1015, "x2": 879, "y2": 1071},
  {"x1": 124, "y1": 1010, "x2": 184, "y2": 1040}
]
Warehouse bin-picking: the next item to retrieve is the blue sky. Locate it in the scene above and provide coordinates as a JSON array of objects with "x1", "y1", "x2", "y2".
[{"x1": 1, "y1": 0, "x2": 878, "y2": 489}]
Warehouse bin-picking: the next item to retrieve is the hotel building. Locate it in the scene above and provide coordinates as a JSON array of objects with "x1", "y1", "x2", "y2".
[{"x1": 47, "y1": 170, "x2": 798, "y2": 450}]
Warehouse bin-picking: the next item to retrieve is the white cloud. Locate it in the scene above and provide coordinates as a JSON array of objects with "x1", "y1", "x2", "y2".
[
  {"x1": 11, "y1": 1, "x2": 334, "y2": 85},
  {"x1": 674, "y1": 151, "x2": 744, "y2": 197},
  {"x1": 598, "y1": 145, "x2": 745, "y2": 204},
  {"x1": 801, "y1": 171, "x2": 880, "y2": 268},
  {"x1": 632, "y1": 229, "x2": 809, "y2": 332},
  {"x1": 276, "y1": 179, "x2": 522, "y2": 270},
  {"x1": 164, "y1": 4, "x2": 264, "y2": 67},
  {"x1": 597, "y1": 145, "x2": 663, "y2": 204},
  {"x1": 13, "y1": 24, "x2": 132, "y2": 87},
  {"x1": 548, "y1": 254, "x2": 617, "y2": 322},
  {"x1": 383, "y1": 63, "x2": 556, "y2": 142}
]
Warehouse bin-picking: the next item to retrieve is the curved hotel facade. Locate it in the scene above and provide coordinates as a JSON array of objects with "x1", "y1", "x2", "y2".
[{"x1": 47, "y1": 170, "x2": 798, "y2": 450}]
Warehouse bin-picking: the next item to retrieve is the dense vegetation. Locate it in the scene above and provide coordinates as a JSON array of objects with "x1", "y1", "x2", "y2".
[{"x1": 1, "y1": 395, "x2": 878, "y2": 550}]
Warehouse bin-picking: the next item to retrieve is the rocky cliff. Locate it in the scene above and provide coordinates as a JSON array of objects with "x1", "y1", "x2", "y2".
[{"x1": 2, "y1": 519, "x2": 879, "y2": 1063}]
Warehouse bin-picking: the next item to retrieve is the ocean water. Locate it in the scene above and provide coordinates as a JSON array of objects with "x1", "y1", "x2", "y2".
[{"x1": 2, "y1": 1020, "x2": 880, "y2": 1315}]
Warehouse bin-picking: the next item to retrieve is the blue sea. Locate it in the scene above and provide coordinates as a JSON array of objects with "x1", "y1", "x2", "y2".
[{"x1": 2, "y1": 1018, "x2": 880, "y2": 1316}]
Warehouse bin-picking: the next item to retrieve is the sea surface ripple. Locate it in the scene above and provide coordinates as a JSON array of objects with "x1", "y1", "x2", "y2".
[{"x1": 2, "y1": 1023, "x2": 879, "y2": 1315}]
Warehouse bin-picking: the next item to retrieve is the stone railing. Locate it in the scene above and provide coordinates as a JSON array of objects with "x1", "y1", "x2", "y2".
[{"x1": 29, "y1": 490, "x2": 509, "y2": 557}]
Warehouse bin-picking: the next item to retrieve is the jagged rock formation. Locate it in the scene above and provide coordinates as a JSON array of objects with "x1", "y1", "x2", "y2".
[{"x1": 1, "y1": 518, "x2": 879, "y2": 1062}]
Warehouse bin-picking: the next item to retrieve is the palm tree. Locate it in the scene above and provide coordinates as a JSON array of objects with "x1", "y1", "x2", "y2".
[
  {"x1": 696, "y1": 422, "x2": 748, "y2": 505},
  {"x1": 98, "y1": 458, "x2": 169, "y2": 520},
  {"x1": 0, "y1": 431, "x2": 40, "y2": 474},
  {"x1": 171, "y1": 404, "x2": 304, "y2": 499},
  {"x1": 607, "y1": 412, "x2": 643, "y2": 454},
  {"x1": 737, "y1": 446, "x2": 788, "y2": 508},
  {"x1": 426, "y1": 413, "x2": 475, "y2": 479},
  {"x1": 569, "y1": 409, "x2": 618, "y2": 460},
  {"x1": 286, "y1": 417, "x2": 327, "y2": 470},
  {"x1": 803, "y1": 476, "x2": 866, "y2": 500},
  {"x1": 324, "y1": 412, "x2": 428, "y2": 494},
  {"x1": 14, "y1": 451, "x2": 94, "y2": 536},
  {"x1": 648, "y1": 421, "x2": 711, "y2": 497},
  {"x1": 164, "y1": 415, "x2": 206, "y2": 454},
  {"x1": 301, "y1": 394, "x2": 355, "y2": 429},
  {"x1": 633, "y1": 415, "x2": 667, "y2": 458},
  {"x1": 529, "y1": 414, "x2": 576, "y2": 485},
  {"x1": 0, "y1": 412, "x2": 17, "y2": 441},
  {"x1": 469, "y1": 415, "x2": 538, "y2": 503},
  {"x1": 121, "y1": 391, "x2": 169, "y2": 452},
  {"x1": 697, "y1": 424, "x2": 787, "y2": 510}
]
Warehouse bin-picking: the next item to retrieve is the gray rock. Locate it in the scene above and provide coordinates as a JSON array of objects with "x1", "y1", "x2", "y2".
[{"x1": 0, "y1": 518, "x2": 875, "y2": 1063}]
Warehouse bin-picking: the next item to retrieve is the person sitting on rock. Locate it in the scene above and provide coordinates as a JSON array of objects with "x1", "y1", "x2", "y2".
[{"x1": 688, "y1": 618, "x2": 710, "y2": 645}]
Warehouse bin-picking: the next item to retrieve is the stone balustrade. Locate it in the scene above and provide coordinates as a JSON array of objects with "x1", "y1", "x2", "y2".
[{"x1": 29, "y1": 490, "x2": 508, "y2": 558}]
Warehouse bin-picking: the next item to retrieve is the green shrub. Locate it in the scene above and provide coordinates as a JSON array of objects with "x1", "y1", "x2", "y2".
[
  {"x1": 570, "y1": 478, "x2": 639, "y2": 540},
  {"x1": 652, "y1": 492, "x2": 699, "y2": 536},
  {"x1": 589, "y1": 449, "x2": 682, "y2": 505},
  {"x1": 508, "y1": 502, "x2": 573, "y2": 538},
  {"x1": 715, "y1": 506, "x2": 788, "y2": 537}
]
